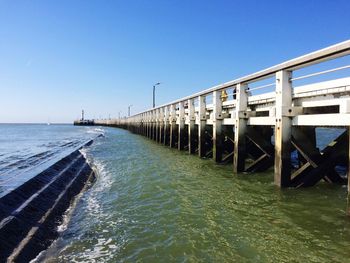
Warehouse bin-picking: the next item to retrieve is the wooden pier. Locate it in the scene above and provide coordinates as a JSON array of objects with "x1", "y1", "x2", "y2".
[{"x1": 95, "y1": 40, "x2": 350, "y2": 193}]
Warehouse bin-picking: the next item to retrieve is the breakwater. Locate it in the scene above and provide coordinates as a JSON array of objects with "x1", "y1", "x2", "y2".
[{"x1": 0, "y1": 138, "x2": 97, "y2": 262}]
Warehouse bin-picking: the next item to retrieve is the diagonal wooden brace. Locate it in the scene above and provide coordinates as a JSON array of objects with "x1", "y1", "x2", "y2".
[
  {"x1": 244, "y1": 127, "x2": 274, "y2": 172},
  {"x1": 291, "y1": 128, "x2": 347, "y2": 187}
]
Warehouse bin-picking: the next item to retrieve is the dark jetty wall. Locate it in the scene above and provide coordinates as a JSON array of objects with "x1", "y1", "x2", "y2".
[{"x1": 0, "y1": 142, "x2": 96, "y2": 263}]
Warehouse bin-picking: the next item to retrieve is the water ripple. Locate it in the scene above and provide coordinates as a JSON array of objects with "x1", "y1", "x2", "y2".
[{"x1": 45, "y1": 128, "x2": 350, "y2": 263}]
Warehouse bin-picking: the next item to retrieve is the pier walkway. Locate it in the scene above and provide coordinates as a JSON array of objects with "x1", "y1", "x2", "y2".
[{"x1": 95, "y1": 40, "x2": 350, "y2": 193}]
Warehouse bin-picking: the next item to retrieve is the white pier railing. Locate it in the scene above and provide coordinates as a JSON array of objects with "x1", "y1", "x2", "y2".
[{"x1": 95, "y1": 40, "x2": 350, "y2": 189}]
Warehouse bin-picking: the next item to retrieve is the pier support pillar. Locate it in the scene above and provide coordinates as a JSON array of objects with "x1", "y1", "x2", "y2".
[
  {"x1": 151, "y1": 111, "x2": 156, "y2": 140},
  {"x1": 155, "y1": 109, "x2": 160, "y2": 143},
  {"x1": 188, "y1": 98, "x2": 196, "y2": 154},
  {"x1": 234, "y1": 84, "x2": 248, "y2": 173},
  {"x1": 159, "y1": 108, "x2": 164, "y2": 144},
  {"x1": 198, "y1": 95, "x2": 207, "y2": 158},
  {"x1": 178, "y1": 102, "x2": 185, "y2": 150},
  {"x1": 213, "y1": 90, "x2": 223, "y2": 163},
  {"x1": 144, "y1": 114, "x2": 147, "y2": 137},
  {"x1": 146, "y1": 116, "x2": 149, "y2": 138},
  {"x1": 274, "y1": 70, "x2": 292, "y2": 187},
  {"x1": 346, "y1": 126, "x2": 350, "y2": 216},
  {"x1": 151, "y1": 121, "x2": 154, "y2": 140},
  {"x1": 163, "y1": 106, "x2": 170, "y2": 146},
  {"x1": 148, "y1": 120, "x2": 152, "y2": 139},
  {"x1": 149, "y1": 114, "x2": 152, "y2": 139},
  {"x1": 170, "y1": 104, "x2": 177, "y2": 148},
  {"x1": 147, "y1": 113, "x2": 151, "y2": 139},
  {"x1": 152, "y1": 110, "x2": 156, "y2": 141},
  {"x1": 141, "y1": 115, "x2": 144, "y2": 135}
]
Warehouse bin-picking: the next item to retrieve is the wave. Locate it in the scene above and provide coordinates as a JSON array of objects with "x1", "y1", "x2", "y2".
[{"x1": 0, "y1": 136, "x2": 100, "y2": 198}]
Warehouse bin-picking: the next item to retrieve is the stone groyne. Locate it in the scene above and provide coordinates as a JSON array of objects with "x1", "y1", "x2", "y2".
[{"x1": 0, "y1": 139, "x2": 97, "y2": 262}]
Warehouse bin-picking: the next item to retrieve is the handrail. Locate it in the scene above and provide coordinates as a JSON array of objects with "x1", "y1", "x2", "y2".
[
  {"x1": 131, "y1": 40, "x2": 350, "y2": 117},
  {"x1": 291, "y1": 64, "x2": 350, "y2": 81}
]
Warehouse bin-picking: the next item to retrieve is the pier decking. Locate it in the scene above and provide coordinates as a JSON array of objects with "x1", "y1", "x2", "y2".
[{"x1": 95, "y1": 40, "x2": 350, "y2": 192}]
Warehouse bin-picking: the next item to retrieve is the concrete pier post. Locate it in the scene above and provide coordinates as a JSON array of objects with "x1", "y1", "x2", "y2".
[
  {"x1": 348, "y1": 127, "x2": 350, "y2": 216},
  {"x1": 139, "y1": 115, "x2": 142, "y2": 135},
  {"x1": 159, "y1": 108, "x2": 164, "y2": 143},
  {"x1": 142, "y1": 114, "x2": 146, "y2": 136},
  {"x1": 148, "y1": 113, "x2": 152, "y2": 139},
  {"x1": 146, "y1": 113, "x2": 149, "y2": 138},
  {"x1": 170, "y1": 104, "x2": 177, "y2": 148},
  {"x1": 274, "y1": 70, "x2": 292, "y2": 187},
  {"x1": 234, "y1": 83, "x2": 248, "y2": 173},
  {"x1": 138, "y1": 119, "x2": 143, "y2": 135},
  {"x1": 178, "y1": 101, "x2": 185, "y2": 150},
  {"x1": 150, "y1": 112, "x2": 153, "y2": 139},
  {"x1": 198, "y1": 95, "x2": 207, "y2": 158},
  {"x1": 149, "y1": 111, "x2": 153, "y2": 139},
  {"x1": 145, "y1": 114, "x2": 148, "y2": 136},
  {"x1": 213, "y1": 90, "x2": 223, "y2": 163},
  {"x1": 164, "y1": 106, "x2": 170, "y2": 145},
  {"x1": 149, "y1": 113, "x2": 152, "y2": 138},
  {"x1": 152, "y1": 110, "x2": 156, "y2": 141},
  {"x1": 139, "y1": 116, "x2": 142, "y2": 135},
  {"x1": 149, "y1": 112, "x2": 152, "y2": 139},
  {"x1": 154, "y1": 110, "x2": 158, "y2": 141},
  {"x1": 188, "y1": 98, "x2": 196, "y2": 154},
  {"x1": 139, "y1": 119, "x2": 142, "y2": 135},
  {"x1": 155, "y1": 109, "x2": 159, "y2": 143}
]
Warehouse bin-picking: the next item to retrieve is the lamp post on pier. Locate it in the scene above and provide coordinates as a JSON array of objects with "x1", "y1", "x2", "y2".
[
  {"x1": 128, "y1": 105, "x2": 133, "y2": 117},
  {"x1": 153, "y1": 82, "x2": 161, "y2": 108}
]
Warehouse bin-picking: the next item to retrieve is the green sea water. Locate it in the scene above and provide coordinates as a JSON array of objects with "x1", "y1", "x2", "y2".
[{"x1": 41, "y1": 127, "x2": 350, "y2": 263}]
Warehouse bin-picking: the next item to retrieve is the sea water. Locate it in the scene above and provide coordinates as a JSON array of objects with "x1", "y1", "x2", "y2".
[{"x1": 1, "y1": 124, "x2": 350, "y2": 262}]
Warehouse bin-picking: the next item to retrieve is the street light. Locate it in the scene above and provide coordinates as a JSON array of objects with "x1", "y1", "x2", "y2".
[
  {"x1": 153, "y1": 82, "x2": 161, "y2": 108},
  {"x1": 128, "y1": 105, "x2": 133, "y2": 117}
]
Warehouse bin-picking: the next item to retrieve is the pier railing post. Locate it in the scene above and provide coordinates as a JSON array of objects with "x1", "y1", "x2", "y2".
[
  {"x1": 213, "y1": 90, "x2": 223, "y2": 162},
  {"x1": 170, "y1": 104, "x2": 177, "y2": 148},
  {"x1": 178, "y1": 101, "x2": 185, "y2": 150},
  {"x1": 188, "y1": 98, "x2": 196, "y2": 154},
  {"x1": 198, "y1": 95, "x2": 207, "y2": 157},
  {"x1": 234, "y1": 83, "x2": 248, "y2": 173},
  {"x1": 274, "y1": 70, "x2": 292, "y2": 187}
]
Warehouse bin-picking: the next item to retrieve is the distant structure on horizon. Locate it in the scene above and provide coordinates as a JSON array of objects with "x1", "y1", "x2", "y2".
[{"x1": 74, "y1": 109, "x2": 94, "y2": 126}]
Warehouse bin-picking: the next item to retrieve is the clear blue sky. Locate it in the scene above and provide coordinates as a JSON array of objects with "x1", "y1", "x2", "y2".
[{"x1": 0, "y1": 0, "x2": 349, "y2": 123}]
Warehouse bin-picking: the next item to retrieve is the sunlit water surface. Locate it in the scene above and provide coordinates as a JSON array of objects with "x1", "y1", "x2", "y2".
[
  {"x1": 34, "y1": 126, "x2": 350, "y2": 263},
  {"x1": 0, "y1": 124, "x2": 98, "y2": 197}
]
